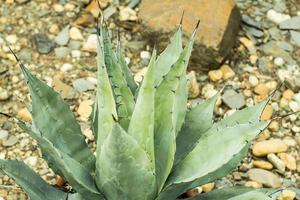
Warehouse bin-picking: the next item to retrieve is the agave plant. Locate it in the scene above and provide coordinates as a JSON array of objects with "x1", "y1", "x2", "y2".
[{"x1": 0, "y1": 23, "x2": 289, "y2": 200}]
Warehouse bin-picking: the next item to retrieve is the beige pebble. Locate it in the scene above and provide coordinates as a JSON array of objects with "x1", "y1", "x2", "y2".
[
  {"x1": 278, "y1": 153, "x2": 297, "y2": 170},
  {"x1": 252, "y1": 139, "x2": 288, "y2": 157},
  {"x1": 254, "y1": 83, "x2": 269, "y2": 98},
  {"x1": 77, "y1": 100, "x2": 93, "y2": 122},
  {"x1": 69, "y1": 27, "x2": 83, "y2": 40},
  {"x1": 268, "y1": 121, "x2": 279, "y2": 132},
  {"x1": 278, "y1": 190, "x2": 296, "y2": 200},
  {"x1": 208, "y1": 70, "x2": 223, "y2": 82},
  {"x1": 53, "y1": 4, "x2": 64, "y2": 12},
  {"x1": 187, "y1": 71, "x2": 200, "y2": 98},
  {"x1": 249, "y1": 54, "x2": 258, "y2": 64},
  {"x1": 220, "y1": 65, "x2": 235, "y2": 79},
  {"x1": 280, "y1": 97, "x2": 289, "y2": 108},
  {"x1": 260, "y1": 105, "x2": 273, "y2": 120},
  {"x1": 17, "y1": 108, "x2": 32, "y2": 123},
  {"x1": 201, "y1": 182, "x2": 214, "y2": 193},
  {"x1": 249, "y1": 75, "x2": 259, "y2": 87},
  {"x1": 267, "y1": 153, "x2": 286, "y2": 173},
  {"x1": 244, "y1": 181, "x2": 263, "y2": 188},
  {"x1": 49, "y1": 24, "x2": 59, "y2": 34},
  {"x1": 253, "y1": 160, "x2": 273, "y2": 170},
  {"x1": 239, "y1": 37, "x2": 254, "y2": 51},
  {"x1": 282, "y1": 89, "x2": 294, "y2": 100}
]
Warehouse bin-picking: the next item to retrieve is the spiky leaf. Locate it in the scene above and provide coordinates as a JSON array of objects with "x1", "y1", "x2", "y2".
[
  {"x1": 0, "y1": 159, "x2": 67, "y2": 200},
  {"x1": 20, "y1": 66, "x2": 95, "y2": 171},
  {"x1": 98, "y1": 123, "x2": 156, "y2": 200},
  {"x1": 127, "y1": 50, "x2": 156, "y2": 167}
]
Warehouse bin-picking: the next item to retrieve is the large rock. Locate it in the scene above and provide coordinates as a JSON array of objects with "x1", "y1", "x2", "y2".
[{"x1": 139, "y1": 0, "x2": 241, "y2": 70}]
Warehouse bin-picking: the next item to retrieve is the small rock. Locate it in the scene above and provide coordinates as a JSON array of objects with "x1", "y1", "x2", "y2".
[
  {"x1": 140, "y1": 51, "x2": 151, "y2": 60},
  {"x1": 267, "y1": 9, "x2": 290, "y2": 24},
  {"x1": 3, "y1": 135, "x2": 18, "y2": 147},
  {"x1": 289, "y1": 101, "x2": 299, "y2": 112},
  {"x1": 253, "y1": 160, "x2": 273, "y2": 170},
  {"x1": 134, "y1": 67, "x2": 147, "y2": 83},
  {"x1": 268, "y1": 121, "x2": 279, "y2": 132},
  {"x1": 267, "y1": 153, "x2": 286, "y2": 173},
  {"x1": 5, "y1": 34, "x2": 18, "y2": 44},
  {"x1": 17, "y1": 108, "x2": 32, "y2": 123},
  {"x1": 69, "y1": 27, "x2": 83, "y2": 40},
  {"x1": 77, "y1": 100, "x2": 93, "y2": 122},
  {"x1": 278, "y1": 153, "x2": 297, "y2": 171},
  {"x1": 83, "y1": 34, "x2": 97, "y2": 52},
  {"x1": 252, "y1": 139, "x2": 288, "y2": 157},
  {"x1": 85, "y1": 0, "x2": 108, "y2": 17},
  {"x1": 220, "y1": 65, "x2": 235, "y2": 79},
  {"x1": 53, "y1": 4, "x2": 64, "y2": 12},
  {"x1": 279, "y1": 16, "x2": 300, "y2": 30},
  {"x1": 244, "y1": 181, "x2": 263, "y2": 189},
  {"x1": 283, "y1": 89, "x2": 294, "y2": 100},
  {"x1": 73, "y1": 78, "x2": 95, "y2": 92},
  {"x1": 248, "y1": 168, "x2": 281, "y2": 188},
  {"x1": 249, "y1": 54, "x2": 258, "y2": 64},
  {"x1": 0, "y1": 189, "x2": 7, "y2": 198},
  {"x1": 260, "y1": 105, "x2": 273, "y2": 120},
  {"x1": 186, "y1": 187, "x2": 202, "y2": 198},
  {"x1": 53, "y1": 78, "x2": 76, "y2": 99},
  {"x1": 0, "y1": 89, "x2": 9, "y2": 101},
  {"x1": 54, "y1": 47, "x2": 70, "y2": 58},
  {"x1": 24, "y1": 156, "x2": 38, "y2": 167},
  {"x1": 249, "y1": 75, "x2": 259, "y2": 87},
  {"x1": 56, "y1": 175, "x2": 65, "y2": 187},
  {"x1": 119, "y1": 7, "x2": 137, "y2": 21},
  {"x1": 0, "y1": 130, "x2": 8, "y2": 143},
  {"x1": 55, "y1": 26, "x2": 70, "y2": 46},
  {"x1": 201, "y1": 183, "x2": 214, "y2": 193},
  {"x1": 222, "y1": 89, "x2": 245, "y2": 109},
  {"x1": 239, "y1": 37, "x2": 255, "y2": 53},
  {"x1": 290, "y1": 31, "x2": 300, "y2": 47},
  {"x1": 274, "y1": 57, "x2": 284, "y2": 66},
  {"x1": 71, "y1": 50, "x2": 81, "y2": 58},
  {"x1": 254, "y1": 83, "x2": 269, "y2": 98},
  {"x1": 61, "y1": 63, "x2": 73, "y2": 72},
  {"x1": 49, "y1": 24, "x2": 59, "y2": 35},
  {"x1": 34, "y1": 34, "x2": 55, "y2": 54},
  {"x1": 83, "y1": 128, "x2": 94, "y2": 141},
  {"x1": 187, "y1": 71, "x2": 200, "y2": 98},
  {"x1": 278, "y1": 190, "x2": 296, "y2": 200},
  {"x1": 18, "y1": 48, "x2": 32, "y2": 62},
  {"x1": 208, "y1": 70, "x2": 223, "y2": 82}
]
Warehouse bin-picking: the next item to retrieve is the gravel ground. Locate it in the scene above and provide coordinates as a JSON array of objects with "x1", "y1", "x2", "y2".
[{"x1": 0, "y1": 0, "x2": 299, "y2": 199}]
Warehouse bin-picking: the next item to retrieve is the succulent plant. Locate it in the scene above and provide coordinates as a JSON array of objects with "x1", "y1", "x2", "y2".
[{"x1": 0, "y1": 23, "x2": 294, "y2": 200}]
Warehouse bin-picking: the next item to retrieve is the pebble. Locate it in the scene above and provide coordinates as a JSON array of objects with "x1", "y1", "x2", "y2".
[
  {"x1": 254, "y1": 83, "x2": 269, "y2": 98},
  {"x1": 249, "y1": 75, "x2": 259, "y2": 87},
  {"x1": 260, "y1": 105, "x2": 273, "y2": 120},
  {"x1": 187, "y1": 71, "x2": 200, "y2": 98},
  {"x1": 34, "y1": 34, "x2": 55, "y2": 54},
  {"x1": 83, "y1": 34, "x2": 97, "y2": 52},
  {"x1": 134, "y1": 67, "x2": 147, "y2": 83},
  {"x1": 77, "y1": 100, "x2": 93, "y2": 122},
  {"x1": 0, "y1": 89, "x2": 9, "y2": 101},
  {"x1": 239, "y1": 37, "x2": 255, "y2": 53},
  {"x1": 267, "y1": 9, "x2": 290, "y2": 24},
  {"x1": 248, "y1": 168, "x2": 281, "y2": 188},
  {"x1": 278, "y1": 153, "x2": 297, "y2": 171},
  {"x1": 290, "y1": 31, "x2": 300, "y2": 47},
  {"x1": 71, "y1": 50, "x2": 81, "y2": 58},
  {"x1": 222, "y1": 89, "x2": 245, "y2": 109},
  {"x1": 55, "y1": 25, "x2": 70, "y2": 46},
  {"x1": 220, "y1": 65, "x2": 235, "y2": 79},
  {"x1": 279, "y1": 16, "x2": 300, "y2": 30},
  {"x1": 0, "y1": 130, "x2": 8, "y2": 143},
  {"x1": 268, "y1": 121, "x2": 279, "y2": 132},
  {"x1": 53, "y1": 4, "x2": 64, "y2": 12},
  {"x1": 208, "y1": 70, "x2": 223, "y2": 82},
  {"x1": 69, "y1": 27, "x2": 83, "y2": 40},
  {"x1": 24, "y1": 156, "x2": 38, "y2": 167},
  {"x1": 53, "y1": 78, "x2": 76, "y2": 99},
  {"x1": 119, "y1": 7, "x2": 138, "y2": 21},
  {"x1": 49, "y1": 24, "x2": 59, "y2": 34},
  {"x1": 244, "y1": 181, "x2": 263, "y2": 189},
  {"x1": 17, "y1": 108, "x2": 32, "y2": 123},
  {"x1": 283, "y1": 89, "x2": 294, "y2": 100},
  {"x1": 253, "y1": 160, "x2": 273, "y2": 170},
  {"x1": 278, "y1": 190, "x2": 296, "y2": 200},
  {"x1": 274, "y1": 57, "x2": 284, "y2": 66},
  {"x1": 61, "y1": 63, "x2": 73, "y2": 72},
  {"x1": 56, "y1": 176, "x2": 65, "y2": 187},
  {"x1": 289, "y1": 101, "x2": 299, "y2": 112},
  {"x1": 5, "y1": 34, "x2": 18, "y2": 44},
  {"x1": 267, "y1": 153, "x2": 286, "y2": 173},
  {"x1": 201, "y1": 182, "x2": 214, "y2": 193},
  {"x1": 252, "y1": 139, "x2": 288, "y2": 157},
  {"x1": 3, "y1": 135, "x2": 18, "y2": 147},
  {"x1": 140, "y1": 51, "x2": 151, "y2": 60},
  {"x1": 54, "y1": 47, "x2": 70, "y2": 58},
  {"x1": 73, "y1": 78, "x2": 95, "y2": 92},
  {"x1": 186, "y1": 187, "x2": 202, "y2": 198}
]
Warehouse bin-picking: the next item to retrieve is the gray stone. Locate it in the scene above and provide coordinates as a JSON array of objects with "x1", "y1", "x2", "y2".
[
  {"x1": 18, "y1": 49, "x2": 32, "y2": 62},
  {"x1": 277, "y1": 41, "x2": 293, "y2": 52},
  {"x1": 55, "y1": 25, "x2": 70, "y2": 46},
  {"x1": 73, "y1": 79, "x2": 95, "y2": 92},
  {"x1": 248, "y1": 168, "x2": 282, "y2": 188},
  {"x1": 0, "y1": 130, "x2": 8, "y2": 141},
  {"x1": 54, "y1": 47, "x2": 70, "y2": 58},
  {"x1": 242, "y1": 15, "x2": 262, "y2": 29},
  {"x1": 245, "y1": 27, "x2": 264, "y2": 38},
  {"x1": 290, "y1": 31, "x2": 300, "y2": 47},
  {"x1": 279, "y1": 16, "x2": 300, "y2": 30},
  {"x1": 222, "y1": 89, "x2": 245, "y2": 109},
  {"x1": 267, "y1": 153, "x2": 286, "y2": 173},
  {"x1": 3, "y1": 135, "x2": 18, "y2": 147},
  {"x1": 69, "y1": 40, "x2": 81, "y2": 50},
  {"x1": 34, "y1": 34, "x2": 55, "y2": 54}
]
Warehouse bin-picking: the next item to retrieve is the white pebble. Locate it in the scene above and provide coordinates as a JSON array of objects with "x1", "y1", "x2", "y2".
[
  {"x1": 140, "y1": 51, "x2": 151, "y2": 59},
  {"x1": 61, "y1": 63, "x2": 73, "y2": 72},
  {"x1": 249, "y1": 75, "x2": 259, "y2": 86},
  {"x1": 25, "y1": 156, "x2": 38, "y2": 167},
  {"x1": 71, "y1": 50, "x2": 81, "y2": 58},
  {"x1": 289, "y1": 101, "x2": 299, "y2": 112},
  {"x1": 5, "y1": 34, "x2": 18, "y2": 44},
  {"x1": 267, "y1": 9, "x2": 290, "y2": 24},
  {"x1": 274, "y1": 57, "x2": 284, "y2": 66}
]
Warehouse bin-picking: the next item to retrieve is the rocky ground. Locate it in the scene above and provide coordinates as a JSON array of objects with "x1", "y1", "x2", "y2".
[{"x1": 0, "y1": 0, "x2": 299, "y2": 199}]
